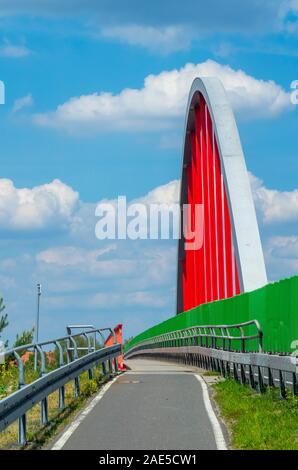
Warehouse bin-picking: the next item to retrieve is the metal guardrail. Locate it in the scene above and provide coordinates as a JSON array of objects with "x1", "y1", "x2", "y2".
[
  {"x1": 0, "y1": 325, "x2": 121, "y2": 445},
  {"x1": 125, "y1": 320, "x2": 298, "y2": 397}
]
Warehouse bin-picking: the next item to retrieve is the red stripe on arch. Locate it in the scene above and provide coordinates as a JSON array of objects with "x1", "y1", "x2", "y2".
[
  {"x1": 214, "y1": 139, "x2": 225, "y2": 300},
  {"x1": 194, "y1": 106, "x2": 206, "y2": 306},
  {"x1": 190, "y1": 130, "x2": 199, "y2": 308},
  {"x1": 206, "y1": 106, "x2": 218, "y2": 301},
  {"x1": 200, "y1": 95, "x2": 212, "y2": 303},
  {"x1": 223, "y1": 189, "x2": 233, "y2": 298}
]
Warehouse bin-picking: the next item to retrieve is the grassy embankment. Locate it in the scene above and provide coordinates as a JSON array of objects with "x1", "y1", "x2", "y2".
[{"x1": 212, "y1": 378, "x2": 298, "y2": 450}]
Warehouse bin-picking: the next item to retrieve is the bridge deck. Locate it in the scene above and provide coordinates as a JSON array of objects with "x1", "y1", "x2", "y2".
[{"x1": 52, "y1": 359, "x2": 226, "y2": 450}]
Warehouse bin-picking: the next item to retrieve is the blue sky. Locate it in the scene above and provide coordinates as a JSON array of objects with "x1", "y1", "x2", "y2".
[{"x1": 0, "y1": 0, "x2": 298, "y2": 344}]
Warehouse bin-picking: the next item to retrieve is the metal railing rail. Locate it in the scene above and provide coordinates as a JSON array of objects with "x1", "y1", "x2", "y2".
[
  {"x1": 0, "y1": 326, "x2": 121, "y2": 445},
  {"x1": 124, "y1": 320, "x2": 298, "y2": 398},
  {"x1": 126, "y1": 319, "x2": 263, "y2": 354}
]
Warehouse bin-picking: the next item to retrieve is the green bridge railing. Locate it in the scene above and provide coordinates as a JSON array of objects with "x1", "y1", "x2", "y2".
[{"x1": 125, "y1": 275, "x2": 298, "y2": 354}]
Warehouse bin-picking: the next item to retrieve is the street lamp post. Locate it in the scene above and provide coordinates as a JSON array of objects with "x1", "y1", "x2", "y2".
[{"x1": 34, "y1": 283, "x2": 42, "y2": 370}]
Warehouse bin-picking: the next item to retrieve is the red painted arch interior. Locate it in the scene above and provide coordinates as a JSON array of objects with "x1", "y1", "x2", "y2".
[{"x1": 182, "y1": 94, "x2": 241, "y2": 312}]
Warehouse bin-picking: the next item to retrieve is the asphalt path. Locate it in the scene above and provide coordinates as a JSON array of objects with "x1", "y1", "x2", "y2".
[{"x1": 52, "y1": 358, "x2": 227, "y2": 450}]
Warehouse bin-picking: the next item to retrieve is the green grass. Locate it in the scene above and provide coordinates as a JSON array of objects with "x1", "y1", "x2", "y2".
[{"x1": 213, "y1": 379, "x2": 298, "y2": 450}]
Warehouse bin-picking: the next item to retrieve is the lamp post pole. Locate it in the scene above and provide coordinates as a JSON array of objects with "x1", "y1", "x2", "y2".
[{"x1": 34, "y1": 283, "x2": 42, "y2": 371}]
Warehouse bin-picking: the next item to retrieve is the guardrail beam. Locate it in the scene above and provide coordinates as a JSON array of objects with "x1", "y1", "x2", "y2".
[{"x1": 0, "y1": 326, "x2": 122, "y2": 446}]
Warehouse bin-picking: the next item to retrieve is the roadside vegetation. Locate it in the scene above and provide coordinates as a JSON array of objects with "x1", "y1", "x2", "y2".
[
  {"x1": 0, "y1": 364, "x2": 111, "y2": 449},
  {"x1": 213, "y1": 378, "x2": 298, "y2": 450}
]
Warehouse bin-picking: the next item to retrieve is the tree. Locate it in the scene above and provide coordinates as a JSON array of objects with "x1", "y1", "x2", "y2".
[
  {"x1": 0, "y1": 298, "x2": 8, "y2": 348},
  {"x1": 11, "y1": 328, "x2": 35, "y2": 363},
  {"x1": 13, "y1": 328, "x2": 35, "y2": 349}
]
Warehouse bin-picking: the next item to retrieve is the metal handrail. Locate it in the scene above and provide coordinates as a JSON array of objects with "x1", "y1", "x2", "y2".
[
  {"x1": 126, "y1": 319, "x2": 263, "y2": 354},
  {"x1": 4, "y1": 326, "x2": 115, "y2": 357},
  {"x1": 3, "y1": 326, "x2": 117, "y2": 391},
  {"x1": 124, "y1": 320, "x2": 297, "y2": 399}
]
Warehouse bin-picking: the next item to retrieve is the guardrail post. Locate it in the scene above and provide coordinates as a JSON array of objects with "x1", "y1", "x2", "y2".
[
  {"x1": 74, "y1": 376, "x2": 80, "y2": 398},
  {"x1": 55, "y1": 341, "x2": 65, "y2": 409},
  {"x1": 59, "y1": 386, "x2": 65, "y2": 409},
  {"x1": 240, "y1": 364, "x2": 246, "y2": 385},
  {"x1": 14, "y1": 351, "x2": 27, "y2": 446},
  {"x1": 233, "y1": 363, "x2": 238, "y2": 381},
  {"x1": 83, "y1": 333, "x2": 93, "y2": 380},
  {"x1": 36, "y1": 345, "x2": 49, "y2": 425},
  {"x1": 69, "y1": 336, "x2": 80, "y2": 397},
  {"x1": 18, "y1": 414, "x2": 27, "y2": 446},
  {"x1": 221, "y1": 360, "x2": 226, "y2": 377},
  {"x1": 41, "y1": 396, "x2": 48, "y2": 425},
  {"x1": 292, "y1": 373, "x2": 298, "y2": 396},
  {"x1": 258, "y1": 366, "x2": 265, "y2": 394},
  {"x1": 268, "y1": 367, "x2": 274, "y2": 388},
  {"x1": 279, "y1": 370, "x2": 286, "y2": 399},
  {"x1": 248, "y1": 365, "x2": 255, "y2": 389}
]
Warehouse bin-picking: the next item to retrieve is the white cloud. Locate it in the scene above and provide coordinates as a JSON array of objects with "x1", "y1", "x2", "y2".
[
  {"x1": 36, "y1": 245, "x2": 117, "y2": 267},
  {"x1": 268, "y1": 236, "x2": 298, "y2": 258},
  {"x1": 12, "y1": 93, "x2": 33, "y2": 113},
  {"x1": 37, "y1": 245, "x2": 139, "y2": 279},
  {"x1": 93, "y1": 179, "x2": 180, "y2": 210},
  {"x1": 250, "y1": 173, "x2": 298, "y2": 224},
  {"x1": 34, "y1": 60, "x2": 292, "y2": 133},
  {"x1": 0, "y1": 43, "x2": 31, "y2": 58},
  {"x1": 101, "y1": 24, "x2": 194, "y2": 54},
  {"x1": 280, "y1": 0, "x2": 298, "y2": 33},
  {"x1": 136, "y1": 179, "x2": 180, "y2": 205},
  {"x1": 36, "y1": 243, "x2": 176, "y2": 285},
  {"x1": 90, "y1": 290, "x2": 167, "y2": 309},
  {"x1": 0, "y1": 179, "x2": 79, "y2": 231},
  {"x1": 35, "y1": 241, "x2": 176, "y2": 314},
  {"x1": 35, "y1": 245, "x2": 136, "y2": 280},
  {"x1": 265, "y1": 236, "x2": 298, "y2": 280}
]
